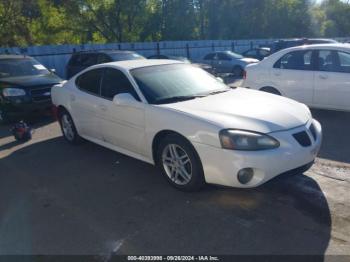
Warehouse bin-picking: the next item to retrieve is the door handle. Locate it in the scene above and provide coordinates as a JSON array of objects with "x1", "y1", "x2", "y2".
[
  {"x1": 99, "y1": 104, "x2": 107, "y2": 111},
  {"x1": 319, "y1": 74, "x2": 328, "y2": 80},
  {"x1": 70, "y1": 94, "x2": 76, "y2": 102}
]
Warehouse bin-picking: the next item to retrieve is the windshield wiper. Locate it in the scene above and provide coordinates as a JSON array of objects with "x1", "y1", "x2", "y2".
[
  {"x1": 207, "y1": 89, "x2": 231, "y2": 96},
  {"x1": 155, "y1": 95, "x2": 206, "y2": 104}
]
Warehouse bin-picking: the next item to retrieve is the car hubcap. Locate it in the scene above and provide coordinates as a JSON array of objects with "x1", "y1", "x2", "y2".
[
  {"x1": 61, "y1": 114, "x2": 74, "y2": 141},
  {"x1": 162, "y1": 144, "x2": 192, "y2": 185}
]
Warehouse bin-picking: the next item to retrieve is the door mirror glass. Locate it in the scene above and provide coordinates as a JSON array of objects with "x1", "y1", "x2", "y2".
[
  {"x1": 112, "y1": 93, "x2": 138, "y2": 106},
  {"x1": 216, "y1": 77, "x2": 224, "y2": 83}
]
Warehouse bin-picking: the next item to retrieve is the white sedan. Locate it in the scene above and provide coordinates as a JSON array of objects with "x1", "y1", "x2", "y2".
[
  {"x1": 242, "y1": 43, "x2": 350, "y2": 112},
  {"x1": 52, "y1": 60, "x2": 322, "y2": 191}
]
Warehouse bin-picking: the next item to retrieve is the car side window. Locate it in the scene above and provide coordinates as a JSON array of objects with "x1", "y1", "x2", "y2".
[
  {"x1": 337, "y1": 51, "x2": 350, "y2": 73},
  {"x1": 76, "y1": 68, "x2": 103, "y2": 95},
  {"x1": 217, "y1": 53, "x2": 231, "y2": 61},
  {"x1": 68, "y1": 54, "x2": 80, "y2": 66},
  {"x1": 260, "y1": 49, "x2": 270, "y2": 56},
  {"x1": 318, "y1": 50, "x2": 337, "y2": 72},
  {"x1": 245, "y1": 50, "x2": 257, "y2": 56},
  {"x1": 97, "y1": 54, "x2": 112, "y2": 64},
  {"x1": 204, "y1": 53, "x2": 215, "y2": 60},
  {"x1": 101, "y1": 68, "x2": 140, "y2": 101},
  {"x1": 274, "y1": 50, "x2": 313, "y2": 70},
  {"x1": 79, "y1": 54, "x2": 98, "y2": 67}
]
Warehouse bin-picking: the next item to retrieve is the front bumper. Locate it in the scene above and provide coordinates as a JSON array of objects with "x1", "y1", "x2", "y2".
[
  {"x1": 193, "y1": 119, "x2": 322, "y2": 188},
  {"x1": 0, "y1": 96, "x2": 52, "y2": 117}
]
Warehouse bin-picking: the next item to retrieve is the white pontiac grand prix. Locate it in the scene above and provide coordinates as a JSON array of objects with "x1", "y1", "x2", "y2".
[{"x1": 52, "y1": 60, "x2": 322, "y2": 191}]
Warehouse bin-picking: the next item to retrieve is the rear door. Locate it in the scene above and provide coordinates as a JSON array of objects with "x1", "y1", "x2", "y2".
[
  {"x1": 313, "y1": 50, "x2": 350, "y2": 111},
  {"x1": 71, "y1": 68, "x2": 104, "y2": 140},
  {"x1": 270, "y1": 50, "x2": 315, "y2": 105}
]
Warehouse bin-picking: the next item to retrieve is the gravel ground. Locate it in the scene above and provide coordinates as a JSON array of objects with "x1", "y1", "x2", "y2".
[{"x1": 0, "y1": 108, "x2": 349, "y2": 259}]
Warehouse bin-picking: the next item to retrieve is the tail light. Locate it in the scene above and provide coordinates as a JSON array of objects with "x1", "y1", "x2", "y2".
[{"x1": 243, "y1": 70, "x2": 247, "y2": 79}]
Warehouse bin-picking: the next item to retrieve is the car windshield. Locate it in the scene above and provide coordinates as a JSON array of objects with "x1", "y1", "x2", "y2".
[
  {"x1": 226, "y1": 51, "x2": 244, "y2": 59},
  {"x1": 109, "y1": 53, "x2": 145, "y2": 61},
  {"x1": 0, "y1": 57, "x2": 50, "y2": 78},
  {"x1": 131, "y1": 64, "x2": 230, "y2": 104}
]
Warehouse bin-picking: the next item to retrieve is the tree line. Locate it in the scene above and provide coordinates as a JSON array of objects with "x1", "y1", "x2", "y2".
[{"x1": 0, "y1": 0, "x2": 350, "y2": 47}]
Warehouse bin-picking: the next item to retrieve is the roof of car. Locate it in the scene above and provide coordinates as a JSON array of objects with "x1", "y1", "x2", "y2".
[
  {"x1": 96, "y1": 59, "x2": 183, "y2": 70},
  {"x1": 73, "y1": 50, "x2": 137, "y2": 55},
  {"x1": 283, "y1": 43, "x2": 350, "y2": 51}
]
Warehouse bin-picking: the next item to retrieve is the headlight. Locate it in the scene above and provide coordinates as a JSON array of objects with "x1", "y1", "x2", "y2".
[
  {"x1": 219, "y1": 129, "x2": 280, "y2": 151},
  {"x1": 2, "y1": 88, "x2": 26, "y2": 97}
]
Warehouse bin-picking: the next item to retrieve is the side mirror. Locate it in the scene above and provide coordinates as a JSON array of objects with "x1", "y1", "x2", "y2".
[
  {"x1": 216, "y1": 77, "x2": 224, "y2": 83},
  {"x1": 112, "y1": 93, "x2": 138, "y2": 106}
]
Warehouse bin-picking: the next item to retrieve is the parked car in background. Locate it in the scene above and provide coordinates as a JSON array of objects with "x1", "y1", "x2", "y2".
[
  {"x1": 270, "y1": 38, "x2": 338, "y2": 53},
  {"x1": 243, "y1": 43, "x2": 350, "y2": 112},
  {"x1": 201, "y1": 51, "x2": 259, "y2": 76},
  {"x1": 52, "y1": 60, "x2": 321, "y2": 191},
  {"x1": 148, "y1": 54, "x2": 214, "y2": 74},
  {"x1": 148, "y1": 54, "x2": 191, "y2": 63},
  {"x1": 66, "y1": 50, "x2": 145, "y2": 79},
  {"x1": 0, "y1": 55, "x2": 63, "y2": 123},
  {"x1": 242, "y1": 47, "x2": 271, "y2": 61}
]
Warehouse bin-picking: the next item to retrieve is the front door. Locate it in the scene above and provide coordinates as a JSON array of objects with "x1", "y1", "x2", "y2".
[{"x1": 98, "y1": 68, "x2": 146, "y2": 155}]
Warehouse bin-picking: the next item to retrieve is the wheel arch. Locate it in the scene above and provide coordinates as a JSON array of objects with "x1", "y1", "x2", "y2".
[
  {"x1": 259, "y1": 86, "x2": 282, "y2": 96},
  {"x1": 151, "y1": 129, "x2": 200, "y2": 166},
  {"x1": 57, "y1": 105, "x2": 69, "y2": 116}
]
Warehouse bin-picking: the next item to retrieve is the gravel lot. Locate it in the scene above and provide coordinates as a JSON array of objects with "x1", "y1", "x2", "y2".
[{"x1": 0, "y1": 106, "x2": 349, "y2": 259}]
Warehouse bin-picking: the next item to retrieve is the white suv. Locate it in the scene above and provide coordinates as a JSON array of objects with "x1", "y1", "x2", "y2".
[{"x1": 242, "y1": 43, "x2": 350, "y2": 112}]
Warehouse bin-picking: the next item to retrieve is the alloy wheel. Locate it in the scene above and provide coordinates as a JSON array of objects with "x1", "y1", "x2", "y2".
[
  {"x1": 162, "y1": 144, "x2": 192, "y2": 185},
  {"x1": 61, "y1": 114, "x2": 75, "y2": 141}
]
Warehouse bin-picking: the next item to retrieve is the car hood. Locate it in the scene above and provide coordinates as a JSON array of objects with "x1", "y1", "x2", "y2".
[
  {"x1": 240, "y1": 57, "x2": 259, "y2": 63},
  {"x1": 0, "y1": 74, "x2": 62, "y2": 87},
  {"x1": 160, "y1": 89, "x2": 311, "y2": 133}
]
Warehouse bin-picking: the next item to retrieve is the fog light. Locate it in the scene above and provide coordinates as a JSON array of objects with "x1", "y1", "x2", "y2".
[{"x1": 237, "y1": 168, "x2": 254, "y2": 184}]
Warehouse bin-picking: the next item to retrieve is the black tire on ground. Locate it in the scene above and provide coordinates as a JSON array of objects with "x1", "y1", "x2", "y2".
[
  {"x1": 58, "y1": 109, "x2": 82, "y2": 145},
  {"x1": 156, "y1": 133, "x2": 205, "y2": 192},
  {"x1": 233, "y1": 66, "x2": 243, "y2": 77},
  {"x1": 260, "y1": 86, "x2": 281, "y2": 96}
]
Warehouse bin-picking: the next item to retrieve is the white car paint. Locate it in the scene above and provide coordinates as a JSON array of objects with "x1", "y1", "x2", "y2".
[
  {"x1": 242, "y1": 43, "x2": 350, "y2": 112},
  {"x1": 52, "y1": 59, "x2": 322, "y2": 188}
]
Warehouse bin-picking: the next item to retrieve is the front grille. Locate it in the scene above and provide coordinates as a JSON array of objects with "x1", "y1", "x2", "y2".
[
  {"x1": 293, "y1": 131, "x2": 311, "y2": 147},
  {"x1": 309, "y1": 123, "x2": 317, "y2": 141},
  {"x1": 30, "y1": 86, "x2": 52, "y2": 102}
]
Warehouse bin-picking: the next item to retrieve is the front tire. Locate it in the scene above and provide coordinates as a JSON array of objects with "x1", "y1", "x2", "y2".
[
  {"x1": 58, "y1": 110, "x2": 82, "y2": 144},
  {"x1": 156, "y1": 134, "x2": 205, "y2": 192}
]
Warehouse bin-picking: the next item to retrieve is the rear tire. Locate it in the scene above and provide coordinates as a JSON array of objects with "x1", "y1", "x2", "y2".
[
  {"x1": 156, "y1": 134, "x2": 205, "y2": 192},
  {"x1": 58, "y1": 109, "x2": 82, "y2": 145}
]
